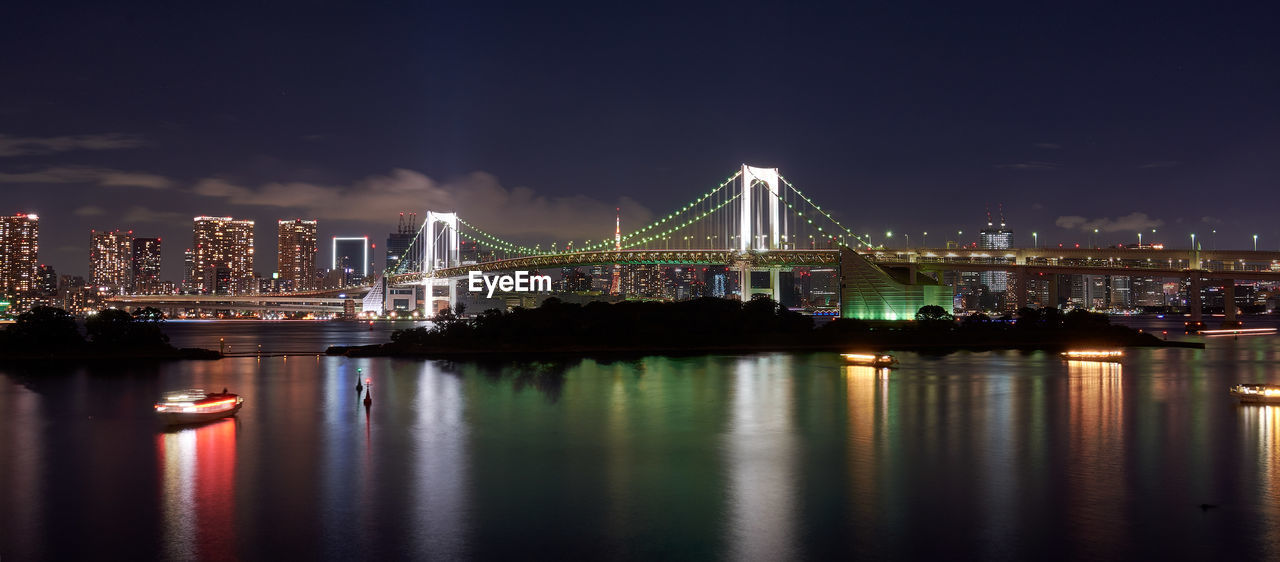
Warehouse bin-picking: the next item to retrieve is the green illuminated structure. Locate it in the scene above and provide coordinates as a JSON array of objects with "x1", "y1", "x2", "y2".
[{"x1": 839, "y1": 248, "x2": 951, "y2": 321}]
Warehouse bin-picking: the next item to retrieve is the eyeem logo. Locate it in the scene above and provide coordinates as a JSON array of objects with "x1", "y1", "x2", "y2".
[{"x1": 468, "y1": 270, "x2": 552, "y2": 298}]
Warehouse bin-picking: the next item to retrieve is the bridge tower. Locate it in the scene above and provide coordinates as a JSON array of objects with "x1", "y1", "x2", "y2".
[
  {"x1": 421, "y1": 211, "x2": 461, "y2": 316},
  {"x1": 738, "y1": 164, "x2": 787, "y2": 302}
]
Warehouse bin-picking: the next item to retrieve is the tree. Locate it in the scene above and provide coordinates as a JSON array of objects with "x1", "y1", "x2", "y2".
[
  {"x1": 86, "y1": 308, "x2": 169, "y2": 348},
  {"x1": 1014, "y1": 307, "x2": 1041, "y2": 328},
  {"x1": 915, "y1": 305, "x2": 954, "y2": 322},
  {"x1": 3, "y1": 306, "x2": 83, "y2": 352},
  {"x1": 1063, "y1": 309, "x2": 1110, "y2": 331}
]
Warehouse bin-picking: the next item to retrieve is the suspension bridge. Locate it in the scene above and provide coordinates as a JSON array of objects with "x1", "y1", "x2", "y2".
[{"x1": 110, "y1": 164, "x2": 1280, "y2": 323}]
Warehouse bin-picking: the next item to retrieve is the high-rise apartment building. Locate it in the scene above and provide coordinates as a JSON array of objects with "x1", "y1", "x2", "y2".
[
  {"x1": 277, "y1": 219, "x2": 318, "y2": 291},
  {"x1": 192, "y1": 216, "x2": 255, "y2": 295},
  {"x1": 90, "y1": 229, "x2": 133, "y2": 295},
  {"x1": 0, "y1": 213, "x2": 39, "y2": 298},
  {"x1": 132, "y1": 237, "x2": 162, "y2": 294}
]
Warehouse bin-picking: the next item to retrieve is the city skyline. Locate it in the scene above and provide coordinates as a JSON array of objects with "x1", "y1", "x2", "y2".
[{"x1": 4, "y1": 4, "x2": 1278, "y2": 279}]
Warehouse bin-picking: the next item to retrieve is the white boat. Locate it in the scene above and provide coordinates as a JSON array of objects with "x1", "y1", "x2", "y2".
[
  {"x1": 155, "y1": 389, "x2": 243, "y2": 426},
  {"x1": 1060, "y1": 350, "x2": 1123, "y2": 362},
  {"x1": 842, "y1": 353, "x2": 898, "y2": 368},
  {"x1": 1229, "y1": 384, "x2": 1280, "y2": 404}
]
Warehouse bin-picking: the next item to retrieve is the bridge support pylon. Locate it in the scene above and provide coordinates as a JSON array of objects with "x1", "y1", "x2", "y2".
[
  {"x1": 419, "y1": 211, "x2": 461, "y2": 318},
  {"x1": 1221, "y1": 279, "x2": 1241, "y2": 328}
]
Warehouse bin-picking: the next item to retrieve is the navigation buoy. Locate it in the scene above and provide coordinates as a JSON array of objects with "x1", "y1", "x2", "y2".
[{"x1": 363, "y1": 388, "x2": 372, "y2": 408}]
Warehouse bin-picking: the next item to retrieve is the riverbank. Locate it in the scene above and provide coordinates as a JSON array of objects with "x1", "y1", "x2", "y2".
[
  {"x1": 327, "y1": 327, "x2": 1200, "y2": 359},
  {"x1": 326, "y1": 298, "x2": 1205, "y2": 359}
]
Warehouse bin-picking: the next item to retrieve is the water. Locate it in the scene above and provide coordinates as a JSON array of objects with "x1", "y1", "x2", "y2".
[{"x1": 3, "y1": 320, "x2": 1280, "y2": 560}]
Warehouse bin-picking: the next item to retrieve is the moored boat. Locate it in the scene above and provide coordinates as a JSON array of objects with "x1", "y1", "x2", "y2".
[
  {"x1": 155, "y1": 389, "x2": 243, "y2": 426},
  {"x1": 842, "y1": 353, "x2": 898, "y2": 368},
  {"x1": 1229, "y1": 384, "x2": 1280, "y2": 404},
  {"x1": 1060, "y1": 350, "x2": 1123, "y2": 362}
]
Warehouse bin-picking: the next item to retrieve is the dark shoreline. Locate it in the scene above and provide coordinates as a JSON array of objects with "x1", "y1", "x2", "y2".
[{"x1": 327, "y1": 337, "x2": 1202, "y2": 360}]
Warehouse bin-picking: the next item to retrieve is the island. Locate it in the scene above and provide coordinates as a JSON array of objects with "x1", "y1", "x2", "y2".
[
  {"x1": 0, "y1": 306, "x2": 220, "y2": 361},
  {"x1": 327, "y1": 297, "x2": 1198, "y2": 359}
]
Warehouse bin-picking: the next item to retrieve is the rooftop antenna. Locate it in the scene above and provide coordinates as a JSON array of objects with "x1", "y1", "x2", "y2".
[
  {"x1": 998, "y1": 203, "x2": 1006, "y2": 229},
  {"x1": 985, "y1": 204, "x2": 993, "y2": 228}
]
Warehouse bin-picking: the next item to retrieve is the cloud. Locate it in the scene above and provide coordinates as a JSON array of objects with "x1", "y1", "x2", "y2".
[
  {"x1": 1201, "y1": 216, "x2": 1222, "y2": 224},
  {"x1": 190, "y1": 169, "x2": 653, "y2": 242},
  {"x1": 0, "y1": 166, "x2": 172, "y2": 189},
  {"x1": 0, "y1": 133, "x2": 146, "y2": 157},
  {"x1": 74, "y1": 206, "x2": 105, "y2": 216},
  {"x1": 995, "y1": 161, "x2": 1060, "y2": 170},
  {"x1": 1033, "y1": 143, "x2": 1061, "y2": 149},
  {"x1": 1055, "y1": 212, "x2": 1163, "y2": 233},
  {"x1": 1139, "y1": 160, "x2": 1179, "y2": 169},
  {"x1": 120, "y1": 206, "x2": 186, "y2": 224}
]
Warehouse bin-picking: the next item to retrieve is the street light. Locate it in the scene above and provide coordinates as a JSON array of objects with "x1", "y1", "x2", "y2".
[
  {"x1": 886, "y1": 231, "x2": 893, "y2": 249},
  {"x1": 1254, "y1": 234, "x2": 1259, "y2": 251},
  {"x1": 1190, "y1": 233, "x2": 1196, "y2": 250},
  {"x1": 1033, "y1": 232, "x2": 1038, "y2": 248},
  {"x1": 923, "y1": 232, "x2": 928, "y2": 247},
  {"x1": 1093, "y1": 228, "x2": 1098, "y2": 249},
  {"x1": 1137, "y1": 231, "x2": 1142, "y2": 246}
]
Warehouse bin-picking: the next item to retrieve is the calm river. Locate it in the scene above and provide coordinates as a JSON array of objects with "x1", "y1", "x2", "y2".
[{"x1": 3, "y1": 319, "x2": 1280, "y2": 560}]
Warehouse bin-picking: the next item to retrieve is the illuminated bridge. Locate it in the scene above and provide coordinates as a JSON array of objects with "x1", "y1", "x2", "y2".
[{"x1": 108, "y1": 164, "x2": 1280, "y2": 322}]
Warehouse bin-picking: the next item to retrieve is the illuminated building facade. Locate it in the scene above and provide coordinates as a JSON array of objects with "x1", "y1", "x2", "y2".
[
  {"x1": 90, "y1": 229, "x2": 133, "y2": 295},
  {"x1": 332, "y1": 236, "x2": 369, "y2": 285},
  {"x1": 192, "y1": 216, "x2": 255, "y2": 295},
  {"x1": 132, "y1": 237, "x2": 162, "y2": 294},
  {"x1": 839, "y1": 247, "x2": 951, "y2": 320},
  {"x1": 0, "y1": 213, "x2": 39, "y2": 300},
  {"x1": 277, "y1": 219, "x2": 318, "y2": 291}
]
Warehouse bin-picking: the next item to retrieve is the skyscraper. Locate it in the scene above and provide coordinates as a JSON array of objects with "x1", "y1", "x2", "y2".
[
  {"x1": 277, "y1": 219, "x2": 318, "y2": 291},
  {"x1": 132, "y1": 237, "x2": 162, "y2": 294},
  {"x1": 37, "y1": 264, "x2": 57, "y2": 296},
  {"x1": 192, "y1": 216, "x2": 255, "y2": 295},
  {"x1": 385, "y1": 212, "x2": 419, "y2": 274},
  {"x1": 90, "y1": 229, "x2": 133, "y2": 295},
  {"x1": 182, "y1": 248, "x2": 195, "y2": 293},
  {"x1": 978, "y1": 208, "x2": 1013, "y2": 308},
  {"x1": 0, "y1": 213, "x2": 39, "y2": 299}
]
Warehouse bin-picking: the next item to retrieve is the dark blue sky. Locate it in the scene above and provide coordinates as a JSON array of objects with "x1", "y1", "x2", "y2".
[{"x1": 4, "y1": 3, "x2": 1278, "y2": 278}]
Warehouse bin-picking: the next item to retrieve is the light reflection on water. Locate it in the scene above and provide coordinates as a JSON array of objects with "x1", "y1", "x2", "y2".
[
  {"x1": 157, "y1": 419, "x2": 237, "y2": 561},
  {"x1": 726, "y1": 355, "x2": 797, "y2": 561},
  {"x1": 3, "y1": 322, "x2": 1280, "y2": 559}
]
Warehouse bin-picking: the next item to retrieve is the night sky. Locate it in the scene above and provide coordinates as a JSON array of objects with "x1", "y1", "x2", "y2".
[{"x1": 5, "y1": 4, "x2": 1278, "y2": 279}]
